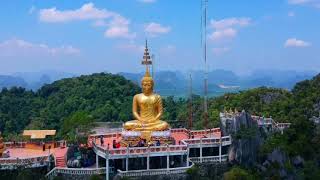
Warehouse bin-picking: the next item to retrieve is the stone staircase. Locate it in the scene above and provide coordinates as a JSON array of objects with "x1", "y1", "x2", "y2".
[
  {"x1": 56, "y1": 156, "x2": 66, "y2": 167},
  {"x1": 53, "y1": 147, "x2": 68, "y2": 167}
]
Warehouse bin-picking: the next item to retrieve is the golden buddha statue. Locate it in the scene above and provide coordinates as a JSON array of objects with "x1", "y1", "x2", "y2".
[{"x1": 123, "y1": 41, "x2": 169, "y2": 139}]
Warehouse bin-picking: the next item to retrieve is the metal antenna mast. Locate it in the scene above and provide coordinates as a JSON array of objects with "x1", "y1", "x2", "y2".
[
  {"x1": 202, "y1": 0, "x2": 209, "y2": 129},
  {"x1": 188, "y1": 74, "x2": 193, "y2": 129},
  {"x1": 152, "y1": 54, "x2": 155, "y2": 91},
  {"x1": 151, "y1": 54, "x2": 155, "y2": 78}
]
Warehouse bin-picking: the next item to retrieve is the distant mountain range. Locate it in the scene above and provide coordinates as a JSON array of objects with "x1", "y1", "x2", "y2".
[
  {"x1": 0, "y1": 69, "x2": 317, "y2": 96},
  {"x1": 0, "y1": 71, "x2": 76, "y2": 90},
  {"x1": 119, "y1": 69, "x2": 317, "y2": 97}
]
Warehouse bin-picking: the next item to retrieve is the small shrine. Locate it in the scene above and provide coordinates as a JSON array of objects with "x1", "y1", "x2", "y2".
[{"x1": 22, "y1": 130, "x2": 57, "y2": 150}]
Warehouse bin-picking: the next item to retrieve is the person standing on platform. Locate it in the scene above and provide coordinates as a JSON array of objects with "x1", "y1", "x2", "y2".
[{"x1": 100, "y1": 136, "x2": 104, "y2": 146}]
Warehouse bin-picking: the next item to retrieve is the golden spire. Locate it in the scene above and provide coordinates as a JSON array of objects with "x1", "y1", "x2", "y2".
[{"x1": 141, "y1": 39, "x2": 152, "y2": 78}]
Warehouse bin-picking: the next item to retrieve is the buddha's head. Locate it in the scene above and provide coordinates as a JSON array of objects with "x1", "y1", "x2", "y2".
[{"x1": 141, "y1": 70, "x2": 154, "y2": 95}]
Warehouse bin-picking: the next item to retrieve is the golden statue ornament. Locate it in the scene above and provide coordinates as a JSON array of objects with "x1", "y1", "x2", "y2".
[{"x1": 123, "y1": 40, "x2": 169, "y2": 141}]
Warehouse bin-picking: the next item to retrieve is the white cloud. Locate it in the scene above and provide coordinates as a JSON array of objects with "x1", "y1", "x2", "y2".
[
  {"x1": 209, "y1": 17, "x2": 251, "y2": 42},
  {"x1": 288, "y1": 0, "x2": 312, "y2": 5},
  {"x1": 212, "y1": 47, "x2": 230, "y2": 55},
  {"x1": 209, "y1": 28, "x2": 237, "y2": 41},
  {"x1": 288, "y1": 0, "x2": 320, "y2": 8},
  {"x1": 39, "y1": 3, "x2": 135, "y2": 39},
  {"x1": 288, "y1": 11, "x2": 295, "y2": 17},
  {"x1": 284, "y1": 38, "x2": 311, "y2": 47},
  {"x1": 138, "y1": 0, "x2": 156, "y2": 3},
  {"x1": 92, "y1": 20, "x2": 108, "y2": 27},
  {"x1": 105, "y1": 26, "x2": 136, "y2": 39},
  {"x1": 104, "y1": 15, "x2": 136, "y2": 39},
  {"x1": 144, "y1": 22, "x2": 171, "y2": 37},
  {"x1": 0, "y1": 39, "x2": 80, "y2": 57},
  {"x1": 210, "y1": 17, "x2": 251, "y2": 30},
  {"x1": 39, "y1": 3, "x2": 114, "y2": 22}
]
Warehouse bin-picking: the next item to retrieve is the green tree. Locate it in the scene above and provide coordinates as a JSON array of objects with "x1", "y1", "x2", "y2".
[
  {"x1": 61, "y1": 111, "x2": 94, "y2": 144},
  {"x1": 223, "y1": 167, "x2": 256, "y2": 180}
]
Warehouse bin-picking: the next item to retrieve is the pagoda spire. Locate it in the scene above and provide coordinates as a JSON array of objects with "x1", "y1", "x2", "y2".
[{"x1": 141, "y1": 39, "x2": 152, "y2": 77}]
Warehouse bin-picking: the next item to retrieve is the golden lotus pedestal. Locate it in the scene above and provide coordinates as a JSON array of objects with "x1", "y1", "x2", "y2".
[{"x1": 120, "y1": 130, "x2": 174, "y2": 147}]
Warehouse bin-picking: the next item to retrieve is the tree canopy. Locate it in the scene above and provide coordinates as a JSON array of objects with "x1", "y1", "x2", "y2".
[{"x1": 0, "y1": 73, "x2": 140, "y2": 139}]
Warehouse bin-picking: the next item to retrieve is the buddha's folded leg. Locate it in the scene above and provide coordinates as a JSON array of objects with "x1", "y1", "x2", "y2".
[
  {"x1": 124, "y1": 120, "x2": 169, "y2": 131},
  {"x1": 135, "y1": 121, "x2": 159, "y2": 131},
  {"x1": 153, "y1": 121, "x2": 169, "y2": 131},
  {"x1": 123, "y1": 120, "x2": 141, "y2": 130},
  {"x1": 131, "y1": 121, "x2": 168, "y2": 131},
  {"x1": 133, "y1": 126, "x2": 153, "y2": 131}
]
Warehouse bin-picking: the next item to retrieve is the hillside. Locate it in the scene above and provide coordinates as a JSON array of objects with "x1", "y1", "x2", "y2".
[
  {"x1": 0, "y1": 73, "x2": 140, "y2": 137},
  {"x1": 219, "y1": 74, "x2": 320, "y2": 179},
  {"x1": 163, "y1": 74, "x2": 320, "y2": 179},
  {"x1": 0, "y1": 75, "x2": 27, "y2": 89}
]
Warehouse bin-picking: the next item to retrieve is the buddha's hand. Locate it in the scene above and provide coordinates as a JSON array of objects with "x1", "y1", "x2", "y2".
[
  {"x1": 149, "y1": 118, "x2": 159, "y2": 123},
  {"x1": 135, "y1": 121, "x2": 143, "y2": 128}
]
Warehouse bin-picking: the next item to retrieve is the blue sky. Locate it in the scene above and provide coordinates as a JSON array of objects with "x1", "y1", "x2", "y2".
[{"x1": 0, "y1": 0, "x2": 319, "y2": 75}]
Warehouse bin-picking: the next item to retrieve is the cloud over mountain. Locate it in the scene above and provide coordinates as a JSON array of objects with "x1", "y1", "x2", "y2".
[
  {"x1": 0, "y1": 39, "x2": 80, "y2": 57},
  {"x1": 39, "y1": 3, "x2": 136, "y2": 39}
]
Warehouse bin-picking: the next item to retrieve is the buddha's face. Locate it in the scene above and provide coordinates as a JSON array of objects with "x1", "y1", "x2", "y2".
[{"x1": 142, "y1": 80, "x2": 153, "y2": 95}]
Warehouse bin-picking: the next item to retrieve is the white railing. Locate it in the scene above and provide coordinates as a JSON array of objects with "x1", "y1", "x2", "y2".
[
  {"x1": 181, "y1": 136, "x2": 232, "y2": 146},
  {"x1": 189, "y1": 155, "x2": 228, "y2": 163},
  {"x1": 3, "y1": 140, "x2": 66, "y2": 149},
  {"x1": 93, "y1": 142, "x2": 188, "y2": 158},
  {"x1": 276, "y1": 123, "x2": 291, "y2": 128},
  {"x1": 0, "y1": 155, "x2": 49, "y2": 165},
  {"x1": 191, "y1": 128, "x2": 221, "y2": 135},
  {"x1": 89, "y1": 132, "x2": 122, "y2": 141},
  {"x1": 222, "y1": 112, "x2": 291, "y2": 131},
  {"x1": 109, "y1": 145, "x2": 188, "y2": 156},
  {"x1": 92, "y1": 136, "x2": 231, "y2": 158},
  {"x1": 117, "y1": 164, "x2": 194, "y2": 177},
  {"x1": 46, "y1": 167, "x2": 106, "y2": 179},
  {"x1": 89, "y1": 128, "x2": 223, "y2": 146},
  {"x1": 0, "y1": 155, "x2": 50, "y2": 170}
]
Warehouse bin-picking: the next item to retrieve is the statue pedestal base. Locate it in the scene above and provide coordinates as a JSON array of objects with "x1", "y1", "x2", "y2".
[{"x1": 120, "y1": 130, "x2": 174, "y2": 147}]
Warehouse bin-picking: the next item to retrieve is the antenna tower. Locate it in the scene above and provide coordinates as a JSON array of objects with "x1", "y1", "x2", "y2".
[
  {"x1": 188, "y1": 74, "x2": 193, "y2": 129},
  {"x1": 202, "y1": 0, "x2": 209, "y2": 129}
]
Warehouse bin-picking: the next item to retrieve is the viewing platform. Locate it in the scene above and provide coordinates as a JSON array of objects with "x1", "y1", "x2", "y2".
[
  {"x1": 45, "y1": 128, "x2": 232, "y2": 179},
  {"x1": 0, "y1": 141, "x2": 67, "y2": 169},
  {"x1": 83, "y1": 128, "x2": 232, "y2": 179}
]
